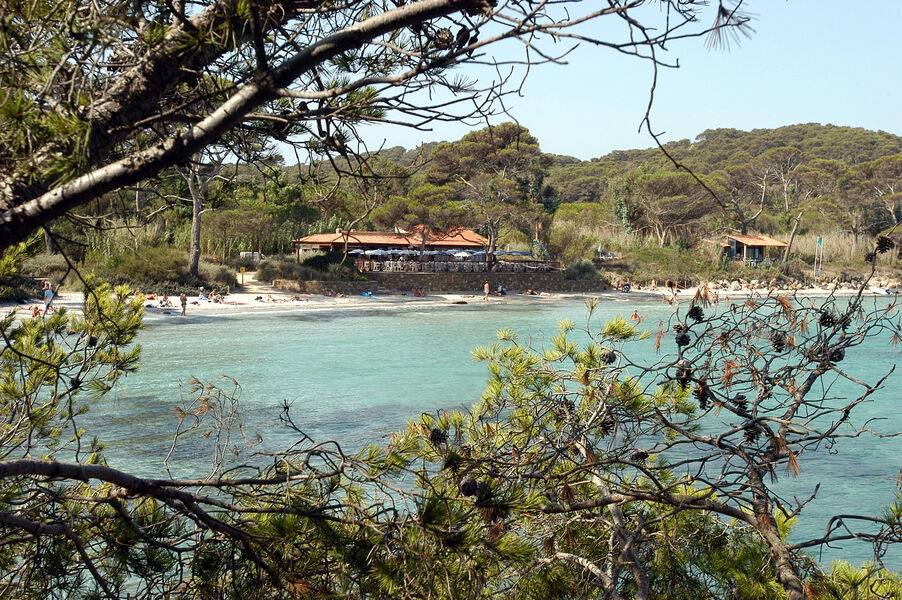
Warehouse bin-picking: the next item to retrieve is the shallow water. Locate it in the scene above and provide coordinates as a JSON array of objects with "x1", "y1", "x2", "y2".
[{"x1": 91, "y1": 295, "x2": 902, "y2": 568}]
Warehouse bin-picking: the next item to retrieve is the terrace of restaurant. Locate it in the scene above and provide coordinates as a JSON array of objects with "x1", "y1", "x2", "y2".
[{"x1": 291, "y1": 228, "x2": 554, "y2": 272}]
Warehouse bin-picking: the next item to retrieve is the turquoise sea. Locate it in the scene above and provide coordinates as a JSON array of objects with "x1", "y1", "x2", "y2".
[{"x1": 91, "y1": 296, "x2": 902, "y2": 568}]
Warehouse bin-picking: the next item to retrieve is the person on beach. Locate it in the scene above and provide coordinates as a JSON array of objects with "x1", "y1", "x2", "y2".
[
  {"x1": 484, "y1": 281, "x2": 490, "y2": 300},
  {"x1": 630, "y1": 309, "x2": 641, "y2": 322},
  {"x1": 179, "y1": 293, "x2": 187, "y2": 315},
  {"x1": 42, "y1": 281, "x2": 54, "y2": 312}
]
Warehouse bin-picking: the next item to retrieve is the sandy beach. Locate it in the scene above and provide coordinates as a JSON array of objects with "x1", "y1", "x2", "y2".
[{"x1": 1, "y1": 275, "x2": 883, "y2": 326}]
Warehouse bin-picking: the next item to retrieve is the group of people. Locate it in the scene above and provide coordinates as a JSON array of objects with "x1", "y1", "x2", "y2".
[
  {"x1": 483, "y1": 282, "x2": 508, "y2": 299},
  {"x1": 198, "y1": 288, "x2": 224, "y2": 303},
  {"x1": 28, "y1": 281, "x2": 55, "y2": 317}
]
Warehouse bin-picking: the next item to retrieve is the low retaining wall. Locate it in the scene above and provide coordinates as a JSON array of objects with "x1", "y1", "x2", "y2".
[{"x1": 273, "y1": 273, "x2": 609, "y2": 295}]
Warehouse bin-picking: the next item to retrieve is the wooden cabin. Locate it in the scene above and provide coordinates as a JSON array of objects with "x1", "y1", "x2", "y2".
[{"x1": 722, "y1": 234, "x2": 789, "y2": 266}]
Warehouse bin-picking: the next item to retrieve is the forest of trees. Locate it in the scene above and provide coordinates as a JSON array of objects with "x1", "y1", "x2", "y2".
[{"x1": 11, "y1": 121, "x2": 902, "y2": 295}]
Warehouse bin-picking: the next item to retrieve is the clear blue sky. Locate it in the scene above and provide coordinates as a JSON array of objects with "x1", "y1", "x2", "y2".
[{"x1": 359, "y1": 1, "x2": 902, "y2": 161}]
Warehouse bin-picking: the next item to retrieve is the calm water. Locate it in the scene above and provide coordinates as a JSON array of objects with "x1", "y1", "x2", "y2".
[{"x1": 90, "y1": 296, "x2": 902, "y2": 568}]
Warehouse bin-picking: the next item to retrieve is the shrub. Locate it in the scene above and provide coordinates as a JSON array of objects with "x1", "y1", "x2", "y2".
[
  {"x1": 199, "y1": 262, "x2": 238, "y2": 289},
  {"x1": 301, "y1": 250, "x2": 345, "y2": 271},
  {"x1": 85, "y1": 245, "x2": 189, "y2": 283},
  {"x1": 548, "y1": 221, "x2": 598, "y2": 264},
  {"x1": 258, "y1": 257, "x2": 322, "y2": 281},
  {"x1": 530, "y1": 239, "x2": 550, "y2": 261},
  {"x1": 22, "y1": 253, "x2": 69, "y2": 280},
  {"x1": 564, "y1": 259, "x2": 603, "y2": 280},
  {"x1": 78, "y1": 246, "x2": 237, "y2": 294}
]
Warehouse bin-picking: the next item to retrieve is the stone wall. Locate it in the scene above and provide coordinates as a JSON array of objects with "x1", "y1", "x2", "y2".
[{"x1": 273, "y1": 273, "x2": 609, "y2": 295}]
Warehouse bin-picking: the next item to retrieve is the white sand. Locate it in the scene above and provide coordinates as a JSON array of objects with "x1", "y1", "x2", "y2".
[{"x1": 2, "y1": 278, "x2": 883, "y2": 325}]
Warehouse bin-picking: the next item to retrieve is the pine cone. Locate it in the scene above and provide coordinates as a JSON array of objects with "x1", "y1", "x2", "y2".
[
  {"x1": 829, "y1": 347, "x2": 846, "y2": 362},
  {"x1": 692, "y1": 384, "x2": 708, "y2": 410},
  {"x1": 429, "y1": 427, "x2": 448, "y2": 446},
  {"x1": 599, "y1": 417, "x2": 615, "y2": 437},
  {"x1": 876, "y1": 235, "x2": 895, "y2": 254},
  {"x1": 819, "y1": 311, "x2": 835, "y2": 328},
  {"x1": 459, "y1": 476, "x2": 479, "y2": 497},
  {"x1": 675, "y1": 332, "x2": 691, "y2": 347},
  {"x1": 743, "y1": 421, "x2": 761, "y2": 443},
  {"x1": 675, "y1": 360, "x2": 691, "y2": 384},
  {"x1": 687, "y1": 305, "x2": 704, "y2": 323},
  {"x1": 864, "y1": 251, "x2": 876, "y2": 264},
  {"x1": 771, "y1": 333, "x2": 785, "y2": 352},
  {"x1": 433, "y1": 27, "x2": 453, "y2": 49},
  {"x1": 602, "y1": 349, "x2": 617, "y2": 365},
  {"x1": 732, "y1": 394, "x2": 749, "y2": 413}
]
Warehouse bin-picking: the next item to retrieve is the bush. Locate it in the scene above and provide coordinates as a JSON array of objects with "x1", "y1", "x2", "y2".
[
  {"x1": 79, "y1": 246, "x2": 237, "y2": 294},
  {"x1": 199, "y1": 262, "x2": 238, "y2": 289},
  {"x1": 564, "y1": 259, "x2": 603, "y2": 280},
  {"x1": 257, "y1": 257, "x2": 311, "y2": 282},
  {"x1": 85, "y1": 245, "x2": 189, "y2": 283},
  {"x1": 22, "y1": 253, "x2": 69, "y2": 281},
  {"x1": 255, "y1": 252, "x2": 362, "y2": 282},
  {"x1": 548, "y1": 222, "x2": 598, "y2": 264},
  {"x1": 301, "y1": 250, "x2": 345, "y2": 271}
]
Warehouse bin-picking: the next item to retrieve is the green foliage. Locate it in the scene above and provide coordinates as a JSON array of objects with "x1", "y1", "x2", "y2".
[
  {"x1": 0, "y1": 243, "x2": 36, "y2": 301},
  {"x1": 198, "y1": 262, "x2": 238, "y2": 289},
  {"x1": 811, "y1": 561, "x2": 902, "y2": 599},
  {"x1": 2, "y1": 278, "x2": 902, "y2": 597},
  {"x1": 21, "y1": 252, "x2": 68, "y2": 280},
  {"x1": 80, "y1": 245, "x2": 235, "y2": 292},
  {"x1": 301, "y1": 249, "x2": 347, "y2": 271},
  {"x1": 1, "y1": 280, "x2": 143, "y2": 452},
  {"x1": 530, "y1": 239, "x2": 550, "y2": 261},
  {"x1": 563, "y1": 259, "x2": 602, "y2": 281},
  {"x1": 84, "y1": 245, "x2": 189, "y2": 284},
  {"x1": 256, "y1": 253, "x2": 362, "y2": 282},
  {"x1": 0, "y1": 243, "x2": 26, "y2": 279},
  {"x1": 255, "y1": 256, "x2": 318, "y2": 282}
]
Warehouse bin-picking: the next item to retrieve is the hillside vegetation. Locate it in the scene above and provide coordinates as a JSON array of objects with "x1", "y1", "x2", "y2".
[{"x1": 14, "y1": 123, "x2": 902, "y2": 291}]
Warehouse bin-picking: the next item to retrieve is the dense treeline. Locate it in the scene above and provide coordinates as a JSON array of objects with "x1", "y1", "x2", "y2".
[{"x1": 16, "y1": 122, "x2": 902, "y2": 293}]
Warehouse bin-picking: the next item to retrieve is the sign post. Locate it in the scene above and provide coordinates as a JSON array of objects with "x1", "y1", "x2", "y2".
[{"x1": 813, "y1": 236, "x2": 823, "y2": 279}]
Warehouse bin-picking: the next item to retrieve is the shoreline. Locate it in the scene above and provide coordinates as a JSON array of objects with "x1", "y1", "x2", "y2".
[{"x1": 1, "y1": 283, "x2": 887, "y2": 325}]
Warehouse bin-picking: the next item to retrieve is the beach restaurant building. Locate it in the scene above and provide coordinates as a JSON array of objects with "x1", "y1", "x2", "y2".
[
  {"x1": 291, "y1": 228, "x2": 549, "y2": 273},
  {"x1": 722, "y1": 234, "x2": 789, "y2": 267},
  {"x1": 292, "y1": 227, "x2": 487, "y2": 254}
]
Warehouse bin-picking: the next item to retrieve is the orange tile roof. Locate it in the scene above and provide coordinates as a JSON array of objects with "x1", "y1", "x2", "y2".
[
  {"x1": 293, "y1": 228, "x2": 487, "y2": 249},
  {"x1": 725, "y1": 234, "x2": 789, "y2": 247},
  {"x1": 294, "y1": 231, "x2": 416, "y2": 246},
  {"x1": 420, "y1": 227, "x2": 489, "y2": 247}
]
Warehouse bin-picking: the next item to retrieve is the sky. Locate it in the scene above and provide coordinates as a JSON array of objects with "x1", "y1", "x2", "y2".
[{"x1": 356, "y1": 1, "x2": 902, "y2": 161}]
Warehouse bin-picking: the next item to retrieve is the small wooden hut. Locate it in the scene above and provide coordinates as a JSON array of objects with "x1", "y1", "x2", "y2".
[{"x1": 722, "y1": 234, "x2": 789, "y2": 266}]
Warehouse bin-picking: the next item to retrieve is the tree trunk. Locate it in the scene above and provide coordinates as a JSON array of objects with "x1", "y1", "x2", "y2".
[
  {"x1": 188, "y1": 184, "x2": 202, "y2": 279},
  {"x1": 782, "y1": 212, "x2": 802, "y2": 262}
]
